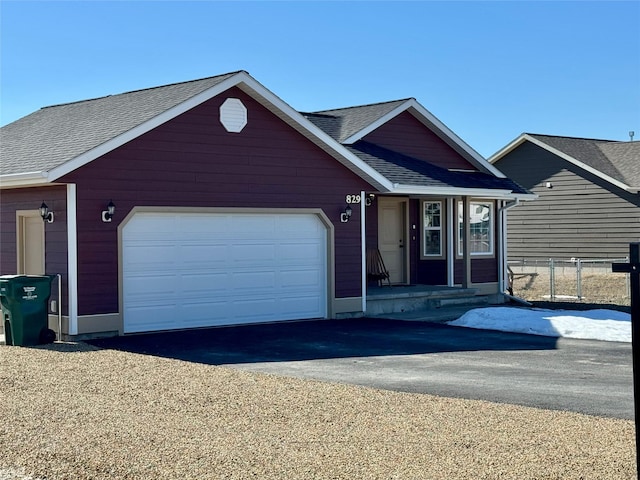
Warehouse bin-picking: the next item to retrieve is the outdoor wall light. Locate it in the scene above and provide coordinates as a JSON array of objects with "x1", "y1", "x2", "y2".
[
  {"x1": 365, "y1": 193, "x2": 375, "y2": 207},
  {"x1": 101, "y1": 200, "x2": 116, "y2": 223},
  {"x1": 39, "y1": 202, "x2": 54, "y2": 223},
  {"x1": 340, "y1": 205, "x2": 353, "y2": 223}
]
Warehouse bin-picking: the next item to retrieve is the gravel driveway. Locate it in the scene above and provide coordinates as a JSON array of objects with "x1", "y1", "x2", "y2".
[{"x1": 0, "y1": 339, "x2": 636, "y2": 479}]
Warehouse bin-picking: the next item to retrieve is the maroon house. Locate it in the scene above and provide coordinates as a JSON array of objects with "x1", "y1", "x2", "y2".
[{"x1": 0, "y1": 71, "x2": 530, "y2": 338}]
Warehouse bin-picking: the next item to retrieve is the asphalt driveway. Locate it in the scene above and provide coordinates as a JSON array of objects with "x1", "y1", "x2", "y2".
[{"x1": 89, "y1": 318, "x2": 633, "y2": 419}]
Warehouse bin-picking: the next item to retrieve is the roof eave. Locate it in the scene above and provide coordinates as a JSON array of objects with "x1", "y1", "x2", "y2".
[
  {"x1": 389, "y1": 184, "x2": 527, "y2": 199},
  {"x1": 0, "y1": 171, "x2": 50, "y2": 189}
]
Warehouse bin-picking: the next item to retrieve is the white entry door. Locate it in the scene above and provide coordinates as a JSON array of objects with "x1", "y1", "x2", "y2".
[
  {"x1": 122, "y1": 212, "x2": 327, "y2": 333},
  {"x1": 378, "y1": 198, "x2": 407, "y2": 284}
]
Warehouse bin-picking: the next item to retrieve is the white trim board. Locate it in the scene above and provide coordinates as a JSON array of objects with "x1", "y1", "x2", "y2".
[{"x1": 342, "y1": 98, "x2": 507, "y2": 179}]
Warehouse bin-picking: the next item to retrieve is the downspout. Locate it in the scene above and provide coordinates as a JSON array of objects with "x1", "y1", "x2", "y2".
[
  {"x1": 498, "y1": 198, "x2": 520, "y2": 295},
  {"x1": 360, "y1": 190, "x2": 367, "y2": 314}
]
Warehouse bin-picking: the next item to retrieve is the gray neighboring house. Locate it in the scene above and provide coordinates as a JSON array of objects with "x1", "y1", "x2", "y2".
[{"x1": 490, "y1": 133, "x2": 640, "y2": 262}]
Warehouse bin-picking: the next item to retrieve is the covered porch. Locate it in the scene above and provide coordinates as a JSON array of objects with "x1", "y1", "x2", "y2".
[{"x1": 356, "y1": 192, "x2": 521, "y2": 318}]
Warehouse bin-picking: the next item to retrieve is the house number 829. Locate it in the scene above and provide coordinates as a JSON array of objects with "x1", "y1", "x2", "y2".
[{"x1": 345, "y1": 194, "x2": 361, "y2": 204}]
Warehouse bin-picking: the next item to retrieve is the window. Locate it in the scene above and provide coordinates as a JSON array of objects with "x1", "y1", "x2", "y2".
[
  {"x1": 423, "y1": 201, "x2": 442, "y2": 256},
  {"x1": 458, "y1": 201, "x2": 494, "y2": 256}
]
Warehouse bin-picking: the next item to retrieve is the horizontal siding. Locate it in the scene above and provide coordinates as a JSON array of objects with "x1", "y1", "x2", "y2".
[
  {"x1": 59, "y1": 87, "x2": 373, "y2": 315},
  {"x1": 497, "y1": 142, "x2": 640, "y2": 261},
  {"x1": 363, "y1": 111, "x2": 477, "y2": 171},
  {"x1": 0, "y1": 186, "x2": 69, "y2": 314}
]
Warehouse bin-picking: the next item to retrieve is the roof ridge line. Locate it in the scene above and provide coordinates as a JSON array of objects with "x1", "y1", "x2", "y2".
[
  {"x1": 42, "y1": 71, "x2": 246, "y2": 110},
  {"x1": 313, "y1": 98, "x2": 414, "y2": 114},
  {"x1": 527, "y1": 132, "x2": 616, "y2": 143}
]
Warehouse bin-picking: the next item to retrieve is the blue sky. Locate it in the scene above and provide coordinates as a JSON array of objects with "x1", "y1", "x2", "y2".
[{"x1": 1, "y1": 1, "x2": 639, "y2": 157}]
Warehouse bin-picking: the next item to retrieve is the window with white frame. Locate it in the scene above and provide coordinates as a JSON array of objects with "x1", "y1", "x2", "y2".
[
  {"x1": 423, "y1": 201, "x2": 442, "y2": 256},
  {"x1": 458, "y1": 201, "x2": 494, "y2": 255}
]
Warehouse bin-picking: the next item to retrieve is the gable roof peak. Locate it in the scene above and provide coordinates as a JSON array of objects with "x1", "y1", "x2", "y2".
[{"x1": 491, "y1": 132, "x2": 640, "y2": 192}]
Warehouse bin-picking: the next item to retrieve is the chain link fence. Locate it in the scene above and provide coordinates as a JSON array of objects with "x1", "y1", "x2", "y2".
[{"x1": 508, "y1": 258, "x2": 631, "y2": 306}]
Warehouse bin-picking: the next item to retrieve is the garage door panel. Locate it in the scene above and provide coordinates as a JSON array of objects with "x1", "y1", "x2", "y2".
[
  {"x1": 232, "y1": 215, "x2": 276, "y2": 233},
  {"x1": 124, "y1": 274, "x2": 179, "y2": 297},
  {"x1": 179, "y1": 243, "x2": 229, "y2": 264},
  {"x1": 123, "y1": 212, "x2": 327, "y2": 333},
  {"x1": 125, "y1": 304, "x2": 180, "y2": 333},
  {"x1": 230, "y1": 270, "x2": 277, "y2": 290},
  {"x1": 279, "y1": 295, "x2": 324, "y2": 315},
  {"x1": 230, "y1": 243, "x2": 276, "y2": 262},
  {"x1": 277, "y1": 242, "x2": 323, "y2": 262},
  {"x1": 180, "y1": 272, "x2": 230, "y2": 292},
  {"x1": 125, "y1": 244, "x2": 179, "y2": 268},
  {"x1": 280, "y1": 268, "x2": 323, "y2": 288}
]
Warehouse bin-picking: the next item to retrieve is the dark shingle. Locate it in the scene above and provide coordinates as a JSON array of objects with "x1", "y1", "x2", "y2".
[
  {"x1": 0, "y1": 72, "x2": 239, "y2": 176},
  {"x1": 527, "y1": 134, "x2": 639, "y2": 187},
  {"x1": 348, "y1": 141, "x2": 529, "y2": 194},
  {"x1": 597, "y1": 141, "x2": 640, "y2": 187},
  {"x1": 306, "y1": 99, "x2": 410, "y2": 143}
]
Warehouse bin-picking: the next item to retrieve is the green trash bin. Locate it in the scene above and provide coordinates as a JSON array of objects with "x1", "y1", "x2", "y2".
[{"x1": 0, "y1": 275, "x2": 56, "y2": 346}]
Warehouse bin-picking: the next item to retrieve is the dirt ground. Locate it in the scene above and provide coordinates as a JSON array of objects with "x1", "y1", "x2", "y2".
[
  {"x1": 510, "y1": 268, "x2": 631, "y2": 308},
  {"x1": 0, "y1": 342, "x2": 636, "y2": 479}
]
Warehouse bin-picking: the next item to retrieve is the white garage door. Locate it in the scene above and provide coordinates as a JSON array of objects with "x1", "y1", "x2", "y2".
[{"x1": 122, "y1": 212, "x2": 327, "y2": 333}]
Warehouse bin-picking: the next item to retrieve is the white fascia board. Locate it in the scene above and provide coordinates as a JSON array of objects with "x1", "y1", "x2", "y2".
[
  {"x1": 406, "y1": 100, "x2": 507, "y2": 179},
  {"x1": 390, "y1": 184, "x2": 517, "y2": 198},
  {"x1": 46, "y1": 71, "x2": 393, "y2": 192},
  {"x1": 488, "y1": 134, "x2": 528, "y2": 164},
  {"x1": 0, "y1": 171, "x2": 49, "y2": 188},
  {"x1": 509, "y1": 134, "x2": 635, "y2": 193},
  {"x1": 47, "y1": 74, "x2": 250, "y2": 182},
  {"x1": 236, "y1": 76, "x2": 393, "y2": 192},
  {"x1": 342, "y1": 100, "x2": 413, "y2": 145}
]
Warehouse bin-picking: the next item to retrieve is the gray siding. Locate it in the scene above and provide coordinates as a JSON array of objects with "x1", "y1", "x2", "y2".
[{"x1": 497, "y1": 142, "x2": 640, "y2": 261}]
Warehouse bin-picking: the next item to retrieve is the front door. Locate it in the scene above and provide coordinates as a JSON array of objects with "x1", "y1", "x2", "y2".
[
  {"x1": 17, "y1": 211, "x2": 45, "y2": 275},
  {"x1": 378, "y1": 197, "x2": 407, "y2": 284}
]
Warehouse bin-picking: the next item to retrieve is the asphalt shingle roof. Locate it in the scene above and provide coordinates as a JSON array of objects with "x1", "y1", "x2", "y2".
[
  {"x1": 528, "y1": 134, "x2": 640, "y2": 188},
  {"x1": 0, "y1": 72, "x2": 238, "y2": 176},
  {"x1": 304, "y1": 100, "x2": 409, "y2": 143},
  {"x1": 1, "y1": 73, "x2": 526, "y2": 196},
  {"x1": 348, "y1": 141, "x2": 530, "y2": 194}
]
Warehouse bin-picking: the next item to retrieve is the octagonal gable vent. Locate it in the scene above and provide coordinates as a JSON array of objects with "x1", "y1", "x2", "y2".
[{"x1": 220, "y1": 98, "x2": 247, "y2": 133}]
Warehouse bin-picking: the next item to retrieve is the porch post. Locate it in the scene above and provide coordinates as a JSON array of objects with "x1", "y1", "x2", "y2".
[
  {"x1": 66, "y1": 184, "x2": 79, "y2": 336},
  {"x1": 462, "y1": 196, "x2": 471, "y2": 289},
  {"x1": 447, "y1": 197, "x2": 455, "y2": 286},
  {"x1": 360, "y1": 190, "x2": 367, "y2": 314}
]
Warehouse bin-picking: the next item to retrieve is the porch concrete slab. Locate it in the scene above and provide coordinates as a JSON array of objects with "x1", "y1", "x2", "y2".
[
  {"x1": 366, "y1": 285, "x2": 477, "y2": 300},
  {"x1": 370, "y1": 305, "x2": 480, "y2": 323}
]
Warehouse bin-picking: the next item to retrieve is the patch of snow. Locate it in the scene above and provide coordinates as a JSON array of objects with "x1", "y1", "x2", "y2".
[{"x1": 449, "y1": 307, "x2": 631, "y2": 342}]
